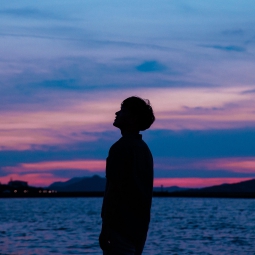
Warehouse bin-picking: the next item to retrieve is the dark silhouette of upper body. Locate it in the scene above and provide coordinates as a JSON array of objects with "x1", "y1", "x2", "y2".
[{"x1": 99, "y1": 96, "x2": 155, "y2": 254}]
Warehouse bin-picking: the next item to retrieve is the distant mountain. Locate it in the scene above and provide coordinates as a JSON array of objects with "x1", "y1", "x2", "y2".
[
  {"x1": 153, "y1": 186, "x2": 189, "y2": 192},
  {"x1": 48, "y1": 177, "x2": 84, "y2": 189},
  {"x1": 48, "y1": 175, "x2": 188, "y2": 193},
  {"x1": 48, "y1": 175, "x2": 106, "y2": 192},
  {"x1": 48, "y1": 176, "x2": 255, "y2": 195},
  {"x1": 198, "y1": 178, "x2": 255, "y2": 193},
  {"x1": 172, "y1": 179, "x2": 255, "y2": 197}
]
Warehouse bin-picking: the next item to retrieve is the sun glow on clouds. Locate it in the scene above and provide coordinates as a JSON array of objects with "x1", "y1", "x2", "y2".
[{"x1": 1, "y1": 86, "x2": 255, "y2": 150}]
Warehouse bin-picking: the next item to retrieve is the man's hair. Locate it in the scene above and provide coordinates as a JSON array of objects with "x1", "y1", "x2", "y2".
[{"x1": 121, "y1": 96, "x2": 155, "y2": 131}]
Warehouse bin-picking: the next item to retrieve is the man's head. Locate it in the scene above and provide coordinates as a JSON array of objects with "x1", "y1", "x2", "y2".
[{"x1": 113, "y1": 96, "x2": 155, "y2": 132}]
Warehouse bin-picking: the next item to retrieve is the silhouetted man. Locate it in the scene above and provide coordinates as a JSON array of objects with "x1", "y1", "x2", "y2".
[{"x1": 99, "y1": 96, "x2": 155, "y2": 255}]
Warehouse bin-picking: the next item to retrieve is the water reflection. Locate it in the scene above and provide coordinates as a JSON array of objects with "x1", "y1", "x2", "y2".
[{"x1": 0, "y1": 198, "x2": 254, "y2": 254}]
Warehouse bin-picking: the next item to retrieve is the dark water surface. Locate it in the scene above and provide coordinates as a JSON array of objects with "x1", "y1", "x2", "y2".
[{"x1": 0, "y1": 198, "x2": 255, "y2": 254}]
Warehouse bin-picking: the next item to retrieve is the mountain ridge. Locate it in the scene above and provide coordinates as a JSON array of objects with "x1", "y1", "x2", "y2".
[
  {"x1": 48, "y1": 175, "x2": 255, "y2": 193},
  {"x1": 48, "y1": 175, "x2": 106, "y2": 192},
  {"x1": 48, "y1": 175, "x2": 189, "y2": 192},
  {"x1": 196, "y1": 178, "x2": 255, "y2": 193}
]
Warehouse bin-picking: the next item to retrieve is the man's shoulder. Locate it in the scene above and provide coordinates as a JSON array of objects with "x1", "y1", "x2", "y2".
[
  {"x1": 109, "y1": 135, "x2": 151, "y2": 154},
  {"x1": 109, "y1": 137, "x2": 128, "y2": 153},
  {"x1": 135, "y1": 140, "x2": 152, "y2": 157},
  {"x1": 110, "y1": 137, "x2": 124, "y2": 147}
]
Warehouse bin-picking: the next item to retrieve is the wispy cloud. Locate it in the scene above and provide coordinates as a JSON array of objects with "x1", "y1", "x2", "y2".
[
  {"x1": 202, "y1": 45, "x2": 246, "y2": 52},
  {"x1": 136, "y1": 61, "x2": 167, "y2": 72},
  {"x1": 155, "y1": 157, "x2": 255, "y2": 175},
  {"x1": 0, "y1": 160, "x2": 105, "y2": 186},
  {"x1": 3, "y1": 160, "x2": 105, "y2": 173},
  {"x1": 0, "y1": 8, "x2": 63, "y2": 20},
  {"x1": 1, "y1": 86, "x2": 255, "y2": 150},
  {"x1": 150, "y1": 128, "x2": 255, "y2": 158},
  {"x1": 221, "y1": 29, "x2": 245, "y2": 36},
  {"x1": 205, "y1": 158, "x2": 255, "y2": 173},
  {"x1": 241, "y1": 89, "x2": 255, "y2": 94}
]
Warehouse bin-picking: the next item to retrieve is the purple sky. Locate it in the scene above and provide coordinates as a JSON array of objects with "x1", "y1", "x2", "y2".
[{"x1": 1, "y1": 1, "x2": 255, "y2": 187}]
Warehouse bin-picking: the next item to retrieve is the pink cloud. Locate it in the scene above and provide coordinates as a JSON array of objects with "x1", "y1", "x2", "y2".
[
  {"x1": 1, "y1": 86, "x2": 255, "y2": 150},
  {"x1": 2, "y1": 157, "x2": 255, "y2": 187},
  {"x1": 3, "y1": 160, "x2": 106, "y2": 173},
  {"x1": 1, "y1": 160, "x2": 106, "y2": 186},
  {"x1": 205, "y1": 157, "x2": 255, "y2": 173},
  {"x1": 2, "y1": 175, "x2": 250, "y2": 189},
  {"x1": 1, "y1": 158, "x2": 254, "y2": 188},
  {"x1": 155, "y1": 157, "x2": 255, "y2": 174},
  {"x1": 0, "y1": 173, "x2": 67, "y2": 187}
]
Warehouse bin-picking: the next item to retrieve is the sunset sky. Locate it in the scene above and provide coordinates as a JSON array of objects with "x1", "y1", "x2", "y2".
[{"x1": 1, "y1": 1, "x2": 255, "y2": 188}]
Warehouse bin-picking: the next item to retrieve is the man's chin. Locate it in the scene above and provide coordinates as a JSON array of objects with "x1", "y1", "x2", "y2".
[{"x1": 113, "y1": 121, "x2": 120, "y2": 128}]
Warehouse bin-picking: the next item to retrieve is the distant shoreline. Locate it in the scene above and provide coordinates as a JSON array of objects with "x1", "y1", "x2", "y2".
[{"x1": 1, "y1": 191, "x2": 255, "y2": 199}]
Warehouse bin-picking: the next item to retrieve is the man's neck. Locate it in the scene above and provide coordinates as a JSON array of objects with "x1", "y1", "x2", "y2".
[{"x1": 120, "y1": 129, "x2": 139, "y2": 136}]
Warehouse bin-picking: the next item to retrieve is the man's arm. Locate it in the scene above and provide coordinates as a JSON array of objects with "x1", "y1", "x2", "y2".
[{"x1": 102, "y1": 146, "x2": 130, "y2": 224}]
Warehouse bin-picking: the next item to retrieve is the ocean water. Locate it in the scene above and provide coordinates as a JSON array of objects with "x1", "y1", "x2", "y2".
[{"x1": 0, "y1": 197, "x2": 255, "y2": 255}]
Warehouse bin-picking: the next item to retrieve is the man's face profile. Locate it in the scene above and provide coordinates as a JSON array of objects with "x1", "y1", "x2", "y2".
[{"x1": 113, "y1": 106, "x2": 132, "y2": 129}]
